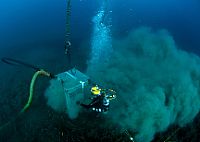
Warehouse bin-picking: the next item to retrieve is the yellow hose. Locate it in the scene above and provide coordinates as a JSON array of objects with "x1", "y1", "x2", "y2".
[
  {"x1": 21, "y1": 70, "x2": 51, "y2": 113},
  {"x1": 0, "y1": 69, "x2": 51, "y2": 131}
]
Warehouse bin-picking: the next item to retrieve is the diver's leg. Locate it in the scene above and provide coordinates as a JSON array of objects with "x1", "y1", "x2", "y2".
[{"x1": 80, "y1": 103, "x2": 90, "y2": 109}]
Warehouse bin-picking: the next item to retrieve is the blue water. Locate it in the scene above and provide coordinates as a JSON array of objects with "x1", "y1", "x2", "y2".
[
  {"x1": 1, "y1": 0, "x2": 200, "y2": 55},
  {"x1": 0, "y1": 0, "x2": 200, "y2": 141},
  {"x1": 111, "y1": 0, "x2": 200, "y2": 54}
]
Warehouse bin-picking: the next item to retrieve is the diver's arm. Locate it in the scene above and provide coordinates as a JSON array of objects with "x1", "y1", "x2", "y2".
[
  {"x1": 88, "y1": 96, "x2": 101, "y2": 106},
  {"x1": 80, "y1": 97, "x2": 100, "y2": 109}
]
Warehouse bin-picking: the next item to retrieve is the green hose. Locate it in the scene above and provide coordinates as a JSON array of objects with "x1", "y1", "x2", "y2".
[
  {"x1": 0, "y1": 69, "x2": 51, "y2": 131},
  {"x1": 20, "y1": 70, "x2": 51, "y2": 113}
]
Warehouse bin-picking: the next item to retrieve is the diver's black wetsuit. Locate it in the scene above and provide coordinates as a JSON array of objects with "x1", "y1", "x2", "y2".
[{"x1": 81, "y1": 94, "x2": 109, "y2": 112}]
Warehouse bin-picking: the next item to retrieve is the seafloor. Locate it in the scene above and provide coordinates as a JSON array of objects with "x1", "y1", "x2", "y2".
[
  {"x1": 0, "y1": 46, "x2": 199, "y2": 142},
  {"x1": 0, "y1": 77, "x2": 199, "y2": 142}
]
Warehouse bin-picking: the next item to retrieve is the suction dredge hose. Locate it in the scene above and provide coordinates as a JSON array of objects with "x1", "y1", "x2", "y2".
[
  {"x1": 0, "y1": 57, "x2": 54, "y2": 130},
  {"x1": 20, "y1": 70, "x2": 51, "y2": 113}
]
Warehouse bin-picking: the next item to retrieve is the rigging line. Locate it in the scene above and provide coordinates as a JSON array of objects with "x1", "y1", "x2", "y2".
[
  {"x1": 1, "y1": 57, "x2": 56, "y2": 78},
  {"x1": 65, "y1": 0, "x2": 72, "y2": 69},
  {"x1": 1, "y1": 57, "x2": 40, "y2": 71}
]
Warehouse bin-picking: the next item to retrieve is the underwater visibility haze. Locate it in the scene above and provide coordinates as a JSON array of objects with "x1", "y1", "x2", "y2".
[{"x1": 0, "y1": 0, "x2": 200, "y2": 142}]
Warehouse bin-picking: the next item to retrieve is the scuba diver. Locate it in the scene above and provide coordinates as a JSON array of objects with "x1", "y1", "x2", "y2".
[{"x1": 80, "y1": 85, "x2": 116, "y2": 113}]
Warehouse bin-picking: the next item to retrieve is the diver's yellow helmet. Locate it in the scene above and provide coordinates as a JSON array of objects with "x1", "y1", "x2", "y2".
[{"x1": 91, "y1": 86, "x2": 101, "y2": 95}]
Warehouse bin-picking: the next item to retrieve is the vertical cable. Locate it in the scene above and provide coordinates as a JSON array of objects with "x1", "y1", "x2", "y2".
[{"x1": 65, "y1": 0, "x2": 72, "y2": 69}]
